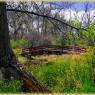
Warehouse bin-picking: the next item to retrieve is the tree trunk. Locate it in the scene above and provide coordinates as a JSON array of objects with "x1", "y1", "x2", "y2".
[
  {"x1": 0, "y1": 2, "x2": 51, "y2": 92},
  {"x1": 0, "y1": 2, "x2": 20, "y2": 79}
]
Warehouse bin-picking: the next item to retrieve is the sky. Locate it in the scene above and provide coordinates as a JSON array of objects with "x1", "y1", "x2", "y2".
[
  {"x1": 33, "y1": 2, "x2": 95, "y2": 27},
  {"x1": 51, "y1": 2, "x2": 95, "y2": 11},
  {"x1": 49, "y1": 2, "x2": 95, "y2": 22},
  {"x1": 71, "y1": 2, "x2": 95, "y2": 11}
]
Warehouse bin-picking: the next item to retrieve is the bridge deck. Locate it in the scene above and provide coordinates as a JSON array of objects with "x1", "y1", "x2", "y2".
[{"x1": 13, "y1": 45, "x2": 86, "y2": 55}]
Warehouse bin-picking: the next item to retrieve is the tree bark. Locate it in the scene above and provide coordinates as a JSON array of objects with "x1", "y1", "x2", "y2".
[{"x1": 0, "y1": 2, "x2": 19, "y2": 79}]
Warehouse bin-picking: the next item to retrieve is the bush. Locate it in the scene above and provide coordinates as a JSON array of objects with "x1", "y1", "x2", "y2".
[{"x1": 10, "y1": 39, "x2": 28, "y2": 49}]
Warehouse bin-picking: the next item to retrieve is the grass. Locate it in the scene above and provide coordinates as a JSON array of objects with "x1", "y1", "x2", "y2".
[
  {"x1": 17, "y1": 47, "x2": 95, "y2": 93},
  {"x1": 0, "y1": 79, "x2": 22, "y2": 93},
  {"x1": 37, "y1": 58, "x2": 94, "y2": 92}
]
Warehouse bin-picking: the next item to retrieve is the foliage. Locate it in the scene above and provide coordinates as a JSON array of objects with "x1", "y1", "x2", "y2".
[
  {"x1": 0, "y1": 79, "x2": 22, "y2": 93},
  {"x1": 80, "y1": 24, "x2": 95, "y2": 46},
  {"x1": 53, "y1": 21, "x2": 95, "y2": 47},
  {"x1": 53, "y1": 32, "x2": 86, "y2": 47},
  {"x1": 10, "y1": 39, "x2": 28, "y2": 49}
]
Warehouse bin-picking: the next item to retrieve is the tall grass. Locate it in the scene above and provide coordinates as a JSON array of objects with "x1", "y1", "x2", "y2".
[
  {"x1": 35, "y1": 47, "x2": 95, "y2": 93},
  {"x1": 18, "y1": 46, "x2": 95, "y2": 93}
]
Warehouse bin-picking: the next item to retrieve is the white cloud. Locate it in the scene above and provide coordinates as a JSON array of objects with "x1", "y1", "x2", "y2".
[
  {"x1": 51, "y1": 9, "x2": 60, "y2": 15},
  {"x1": 25, "y1": 8, "x2": 95, "y2": 32},
  {"x1": 51, "y1": 9, "x2": 95, "y2": 22}
]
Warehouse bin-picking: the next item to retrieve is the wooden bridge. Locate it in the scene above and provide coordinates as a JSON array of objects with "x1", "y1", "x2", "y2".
[{"x1": 13, "y1": 45, "x2": 86, "y2": 56}]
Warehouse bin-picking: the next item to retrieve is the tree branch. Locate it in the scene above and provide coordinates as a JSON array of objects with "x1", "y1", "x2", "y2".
[{"x1": 7, "y1": 9, "x2": 88, "y2": 32}]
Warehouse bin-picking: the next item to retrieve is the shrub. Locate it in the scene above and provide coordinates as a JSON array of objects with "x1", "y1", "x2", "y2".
[{"x1": 10, "y1": 39, "x2": 28, "y2": 49}]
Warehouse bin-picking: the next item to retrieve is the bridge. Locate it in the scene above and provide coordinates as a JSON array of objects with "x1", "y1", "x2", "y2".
[{"x1": 13, "y1": 45, "x2": 86, "y2": 56}]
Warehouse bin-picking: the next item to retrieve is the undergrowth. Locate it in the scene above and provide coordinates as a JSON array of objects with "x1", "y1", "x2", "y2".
[
  {"x1": 17, "y1": 47, "x2": 95, "y2": 93},
  {"x1": 0, "y1": 79, "x2": 22, "y2": 93}
]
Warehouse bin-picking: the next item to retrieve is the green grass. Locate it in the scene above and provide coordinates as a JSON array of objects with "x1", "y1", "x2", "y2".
[
  {"x1": 21, "y1": 47, "x2": 95, "y2": 93},
  {"x1": 37, "y1": 59, "x2": 94, "y2": 92},
  {"x1": 0, "y1": 79, "x2": 22, "y2": 93},
  {"x1": 17, "y1": 47, "x2": 95, "y2": 93}
]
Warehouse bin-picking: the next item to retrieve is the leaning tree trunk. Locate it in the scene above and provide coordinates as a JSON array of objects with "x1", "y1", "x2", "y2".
[
  {"x1": 0, "y1": 2, "x2": 51, "y2": 93},
  {"x1": 0, "y1": 2, "x2": 20, "y2": 79}
]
